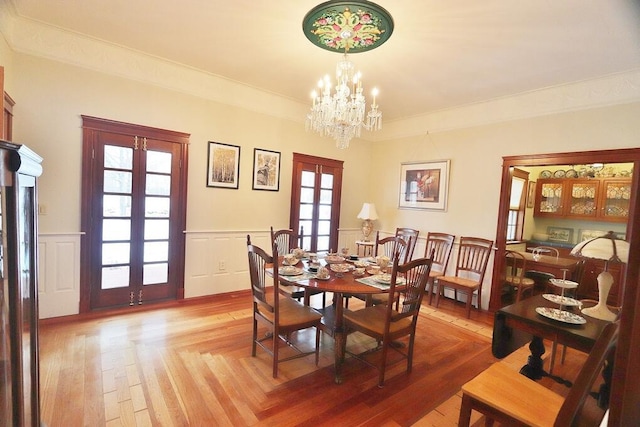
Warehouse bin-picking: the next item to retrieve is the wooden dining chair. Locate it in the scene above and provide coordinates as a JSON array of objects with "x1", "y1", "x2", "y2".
[
  {"x1": 423, "y1": 232, "x2": 455, "y2": 305},
  {"x1": 434, "y1": 236, "x2": 493, "y2": 318},
  {"x1": 365, "y1": 234, "x2": 409, "y2": 306},
  {"x1": 375, "y1": 232, "x2": 410, "y2": 264},
  {"x1": 270, "y1": 226, "x2": 303, "y2": 257},
  {"x1": 525, "y1": 245, "x2": 560, "y2": 293},
  {"x1": 247, "y1": 235, "x2": 322, "y2": 378},
  {"x1": 270, "y1": 226, "x2": 325, "y2": 307},
  {"x1": 503, "y1": 250, "x2": 536, "y2": 303},
  {"x1": 342, "y1": 256, "x2": 433, "y2": 387},
  {"x1": 458, "y1": 321, "x2": 619, "y2": 427},
  {"x1": 395, "y1": 227, "x2": 420, "y2": 261}
]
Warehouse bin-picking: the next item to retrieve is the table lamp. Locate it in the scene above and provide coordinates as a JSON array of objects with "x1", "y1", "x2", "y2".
[
  {"x1": 570, "y1": 230, "x2": 629, "y2": 321},
  {"x1": 357, "y1": 203, "x2": 379, "y2": 241}
]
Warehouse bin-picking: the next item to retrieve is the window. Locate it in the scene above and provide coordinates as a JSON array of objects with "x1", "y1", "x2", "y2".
[{"x1": 506, "y1": 168, "x2": 529, "y2": 241}]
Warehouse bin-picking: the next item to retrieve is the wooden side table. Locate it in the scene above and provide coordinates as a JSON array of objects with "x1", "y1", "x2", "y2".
[{"x1": 355, "y1": 240, "x2": 375, "y2": 257}]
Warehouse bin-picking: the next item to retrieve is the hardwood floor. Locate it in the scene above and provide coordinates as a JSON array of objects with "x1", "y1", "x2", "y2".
[{"x1": 38, "y1": 292, "x2": 588, "y2": 426}]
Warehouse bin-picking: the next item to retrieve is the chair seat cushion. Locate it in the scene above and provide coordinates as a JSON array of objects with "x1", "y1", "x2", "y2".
[
  {"x1": 344, "y1": 305, "x2": 412, "y2": 335},
  {"x1": 505, "y1": 275, "x2": 535, "y2": 286},
  {"x1": 462, "y1": 362, "x2": 563, "y2": 426},
  {"x1": 437, "y1": 275, "x2": 480, "y2": 290},
  {"x1": 258, "y1": 295, "x2": 322, "y2": 328}
]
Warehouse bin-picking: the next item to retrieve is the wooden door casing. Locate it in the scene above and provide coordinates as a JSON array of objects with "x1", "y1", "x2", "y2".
[
  {"x1": 80, "y1": 116, "x2": 189, "y2": 312},
  {"x1": 290, "y1": 153, "x2": 343, "y2": 253}
]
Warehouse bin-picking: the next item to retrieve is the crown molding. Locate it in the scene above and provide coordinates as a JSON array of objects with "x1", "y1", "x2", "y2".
[
  {"x1": 2, "y1": 5, "x2": 639, "y2": 141},
  {"x1": 375, "y1": 69, "x2": 640, "y2": 141}
]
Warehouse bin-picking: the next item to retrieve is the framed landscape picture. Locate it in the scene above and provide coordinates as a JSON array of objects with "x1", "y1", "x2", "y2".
[
  {"x1": 547, "y1": 226, "x2": 574, "y2": 243},
  {"x1": 252, "y1": 148, "x2": 281, "y2": 191},
  {"x1": 207, "y1": 141, "x2": 240, "y2": 189},
  {"x1": 398, "y1": 159, "x2": 450, "y2": 211}
]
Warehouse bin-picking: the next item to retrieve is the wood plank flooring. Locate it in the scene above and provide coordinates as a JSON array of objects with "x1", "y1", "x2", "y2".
[{"x1": 38, "y1": 292, "x2": 587, "y2": 427}]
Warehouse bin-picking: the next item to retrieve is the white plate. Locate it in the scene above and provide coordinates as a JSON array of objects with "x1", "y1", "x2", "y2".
[
  {"x1": 535, "y1": 307, "x2": 586, "y2": 324},
  {"x1": 549, "y1": 278, "x2": 579, "y2": 289},
  {"x1": 279, "y1": 266, "x2": 303, "y2": 276},
  {"x1": 374, "y1": 273, "x2": 393, "y2": 284},
  {"x1": 315, "y1": 275, "x2": 330, "y2": 281},
  {"x1": 330, "y1": 263, "x2": 352, "y2": 273},
  {"x1": 325, "y1": 255, "x2": 345, "y2": 264},
  {"x1": 283, "y1": 258, "x2": 299, "y2": 266},
  {"x1": 542, "y1": 293, "x2": 581, "y2": 307}
]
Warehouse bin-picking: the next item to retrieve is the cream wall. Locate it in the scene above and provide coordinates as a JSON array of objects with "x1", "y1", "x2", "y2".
[
  {"x1": 2, "y1": 28, "x2": 640, "y2": 317},
  {"x1": 1, "y1": 47, "x2": 374, "y2": 316},
  {"x1": 369, "y1": 103, "x2": 640, "y2": 308},
  {"x1": 11, "y1": 53, "x2": 372, "y2": 233},
  {"x1": 372, "y1": 104, "x2": 640, "y2": 238}
]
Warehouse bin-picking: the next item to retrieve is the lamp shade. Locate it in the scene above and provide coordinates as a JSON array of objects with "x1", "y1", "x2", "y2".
[
  {"x1": 357, "y1": 203, "x2": 379, "y2": 221},
  {"x1": 570, "y1": 231, "x2": 629, "y2": 264}
]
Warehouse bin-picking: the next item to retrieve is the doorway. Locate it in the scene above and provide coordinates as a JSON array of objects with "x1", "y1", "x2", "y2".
[
  {"x1": 289, "y1": 153, "x2": 343, "y2": 253},
  {"x1": 491, "y1": 148, "x2": 638, "y2": 311},
  {"x1": 80, "y1": 116, "x2": 189, "y2": 311}
]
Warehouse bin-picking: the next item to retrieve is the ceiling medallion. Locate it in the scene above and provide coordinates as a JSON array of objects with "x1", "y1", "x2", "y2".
[
  {"x1": 302, "y1": 1, "x2": 394, "y2": 54},
  {"x1": 303, "y1": 1, "x2": 393, "y2": 149}
]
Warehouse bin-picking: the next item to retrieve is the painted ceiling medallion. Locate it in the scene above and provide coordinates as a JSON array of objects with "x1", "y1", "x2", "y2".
[{"x1": 303, "y1": 1, "x2": 394, "y2": 53}]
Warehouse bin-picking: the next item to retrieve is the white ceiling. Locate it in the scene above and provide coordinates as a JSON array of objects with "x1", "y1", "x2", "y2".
[{"x1": 7, "y1": 0, "x2": 640, "y2": 121}]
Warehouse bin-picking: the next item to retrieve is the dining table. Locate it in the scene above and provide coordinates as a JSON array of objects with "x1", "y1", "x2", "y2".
[
  {"x1": 492, "y1": 294, "x2": 614, "y2": 407},
  {"x1": 516, "y1": 250, "x2": 579, "y2": 276},
  {"x1": 275, "y1": 256, "x2": 389, "y2": 384}
]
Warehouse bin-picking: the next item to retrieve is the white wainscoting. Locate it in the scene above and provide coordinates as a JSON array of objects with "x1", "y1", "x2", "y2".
[
  {"x1": 184, "y1": 228, "x2": 363, "y2": 298},
  {"x1": 36, "y1": 229, "x2": 494, "y2": 319},
  {"x1": 184, "y1": 230, "x2": 266, "y2": 298},
  {"x1": 38, "y1": 233, "x2": 82, "y2": 319}
]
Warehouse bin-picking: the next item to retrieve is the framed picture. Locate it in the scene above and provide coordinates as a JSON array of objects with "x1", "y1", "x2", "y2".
[
  {"x1": 252, "y1": 148, "x2": 281, "y2": 191},
  {"x1": 398, "y1": 159, "x2": 450, "y2": 211},
  {"x1": 526, "y1": 181, "x2": 536, "y2": 208},
  {"x1": 207, "y1": 141, "x2": 240, "y2": 189},
  {"x1": 579, "y1": 229, "x2": 607, "y2": 242},
  {"x1": 547, "y1": 226, "x2": 574, "y2": 243}
]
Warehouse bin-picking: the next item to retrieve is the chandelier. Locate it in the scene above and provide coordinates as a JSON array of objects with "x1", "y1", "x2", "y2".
[{"x1": 303, "y1": 1, "x2": 394, "y2": 149}]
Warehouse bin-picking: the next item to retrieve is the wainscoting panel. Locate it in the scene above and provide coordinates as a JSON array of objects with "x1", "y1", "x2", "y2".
[
  {"x1": 35, "y1": 230, "x2": 494, "y2": 318},
  {"x1": 184, "y1": 230, "x2": 269, "y2": 298},
  {"x1": 38, "y1": 233, "x2": 81, "y2": 319}
]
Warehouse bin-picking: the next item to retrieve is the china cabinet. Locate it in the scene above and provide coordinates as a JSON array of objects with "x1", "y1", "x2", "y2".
[
  {"x1": 0, "y1": 141, "x2": 43, "y2": 426},
  {"x1": 534, "y1": 177, "x2": 631, "y2": 222}
]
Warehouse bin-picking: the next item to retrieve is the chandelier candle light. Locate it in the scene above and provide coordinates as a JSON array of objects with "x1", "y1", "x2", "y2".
[{"x1": 303, "y1": 1, "x2": 394, "y2": 149}]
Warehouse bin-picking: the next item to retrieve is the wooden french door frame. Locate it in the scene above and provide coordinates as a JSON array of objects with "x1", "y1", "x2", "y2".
[
  {"x1": 290, "y1": 153, "x2": 343, "y2": 253},
  {"x1": 79, "y1": 116, "x2": 189, "y2": 312}
]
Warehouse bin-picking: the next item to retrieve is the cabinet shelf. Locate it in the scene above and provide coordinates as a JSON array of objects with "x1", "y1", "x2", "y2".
[{"x1": 534, "y1": 177, "x2": 631, "y2": 223}]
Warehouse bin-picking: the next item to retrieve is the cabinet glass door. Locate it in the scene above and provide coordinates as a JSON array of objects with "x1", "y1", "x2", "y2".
[
  {"x1": 535, "y1": 180, "x2": 564, "y2": 215},
  {"x1": 600, "y1": 179, "x2": 631, "y2": 221},
  {"x1": 566, "y1": 180, "x2": 599, "y2": 219},
  {"x1": 0, "y1": 187, "x2": 10, "y2": 425}
]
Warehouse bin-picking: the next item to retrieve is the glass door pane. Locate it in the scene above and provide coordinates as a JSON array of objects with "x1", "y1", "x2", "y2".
[
  {"x1": 143, "y1": 150, "x2": 172, "y2": 285},
  {"x1": 101, "y1": 145, "x2": 133, "y2": 289}
]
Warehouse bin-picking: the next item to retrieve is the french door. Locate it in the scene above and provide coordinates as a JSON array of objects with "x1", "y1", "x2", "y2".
[
  {"x1": 80, "y1": 117, "x2": 189, "y2": 311},
  {"x1": 290, "y1": 153, "x2": 343, "y2": 253}
]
